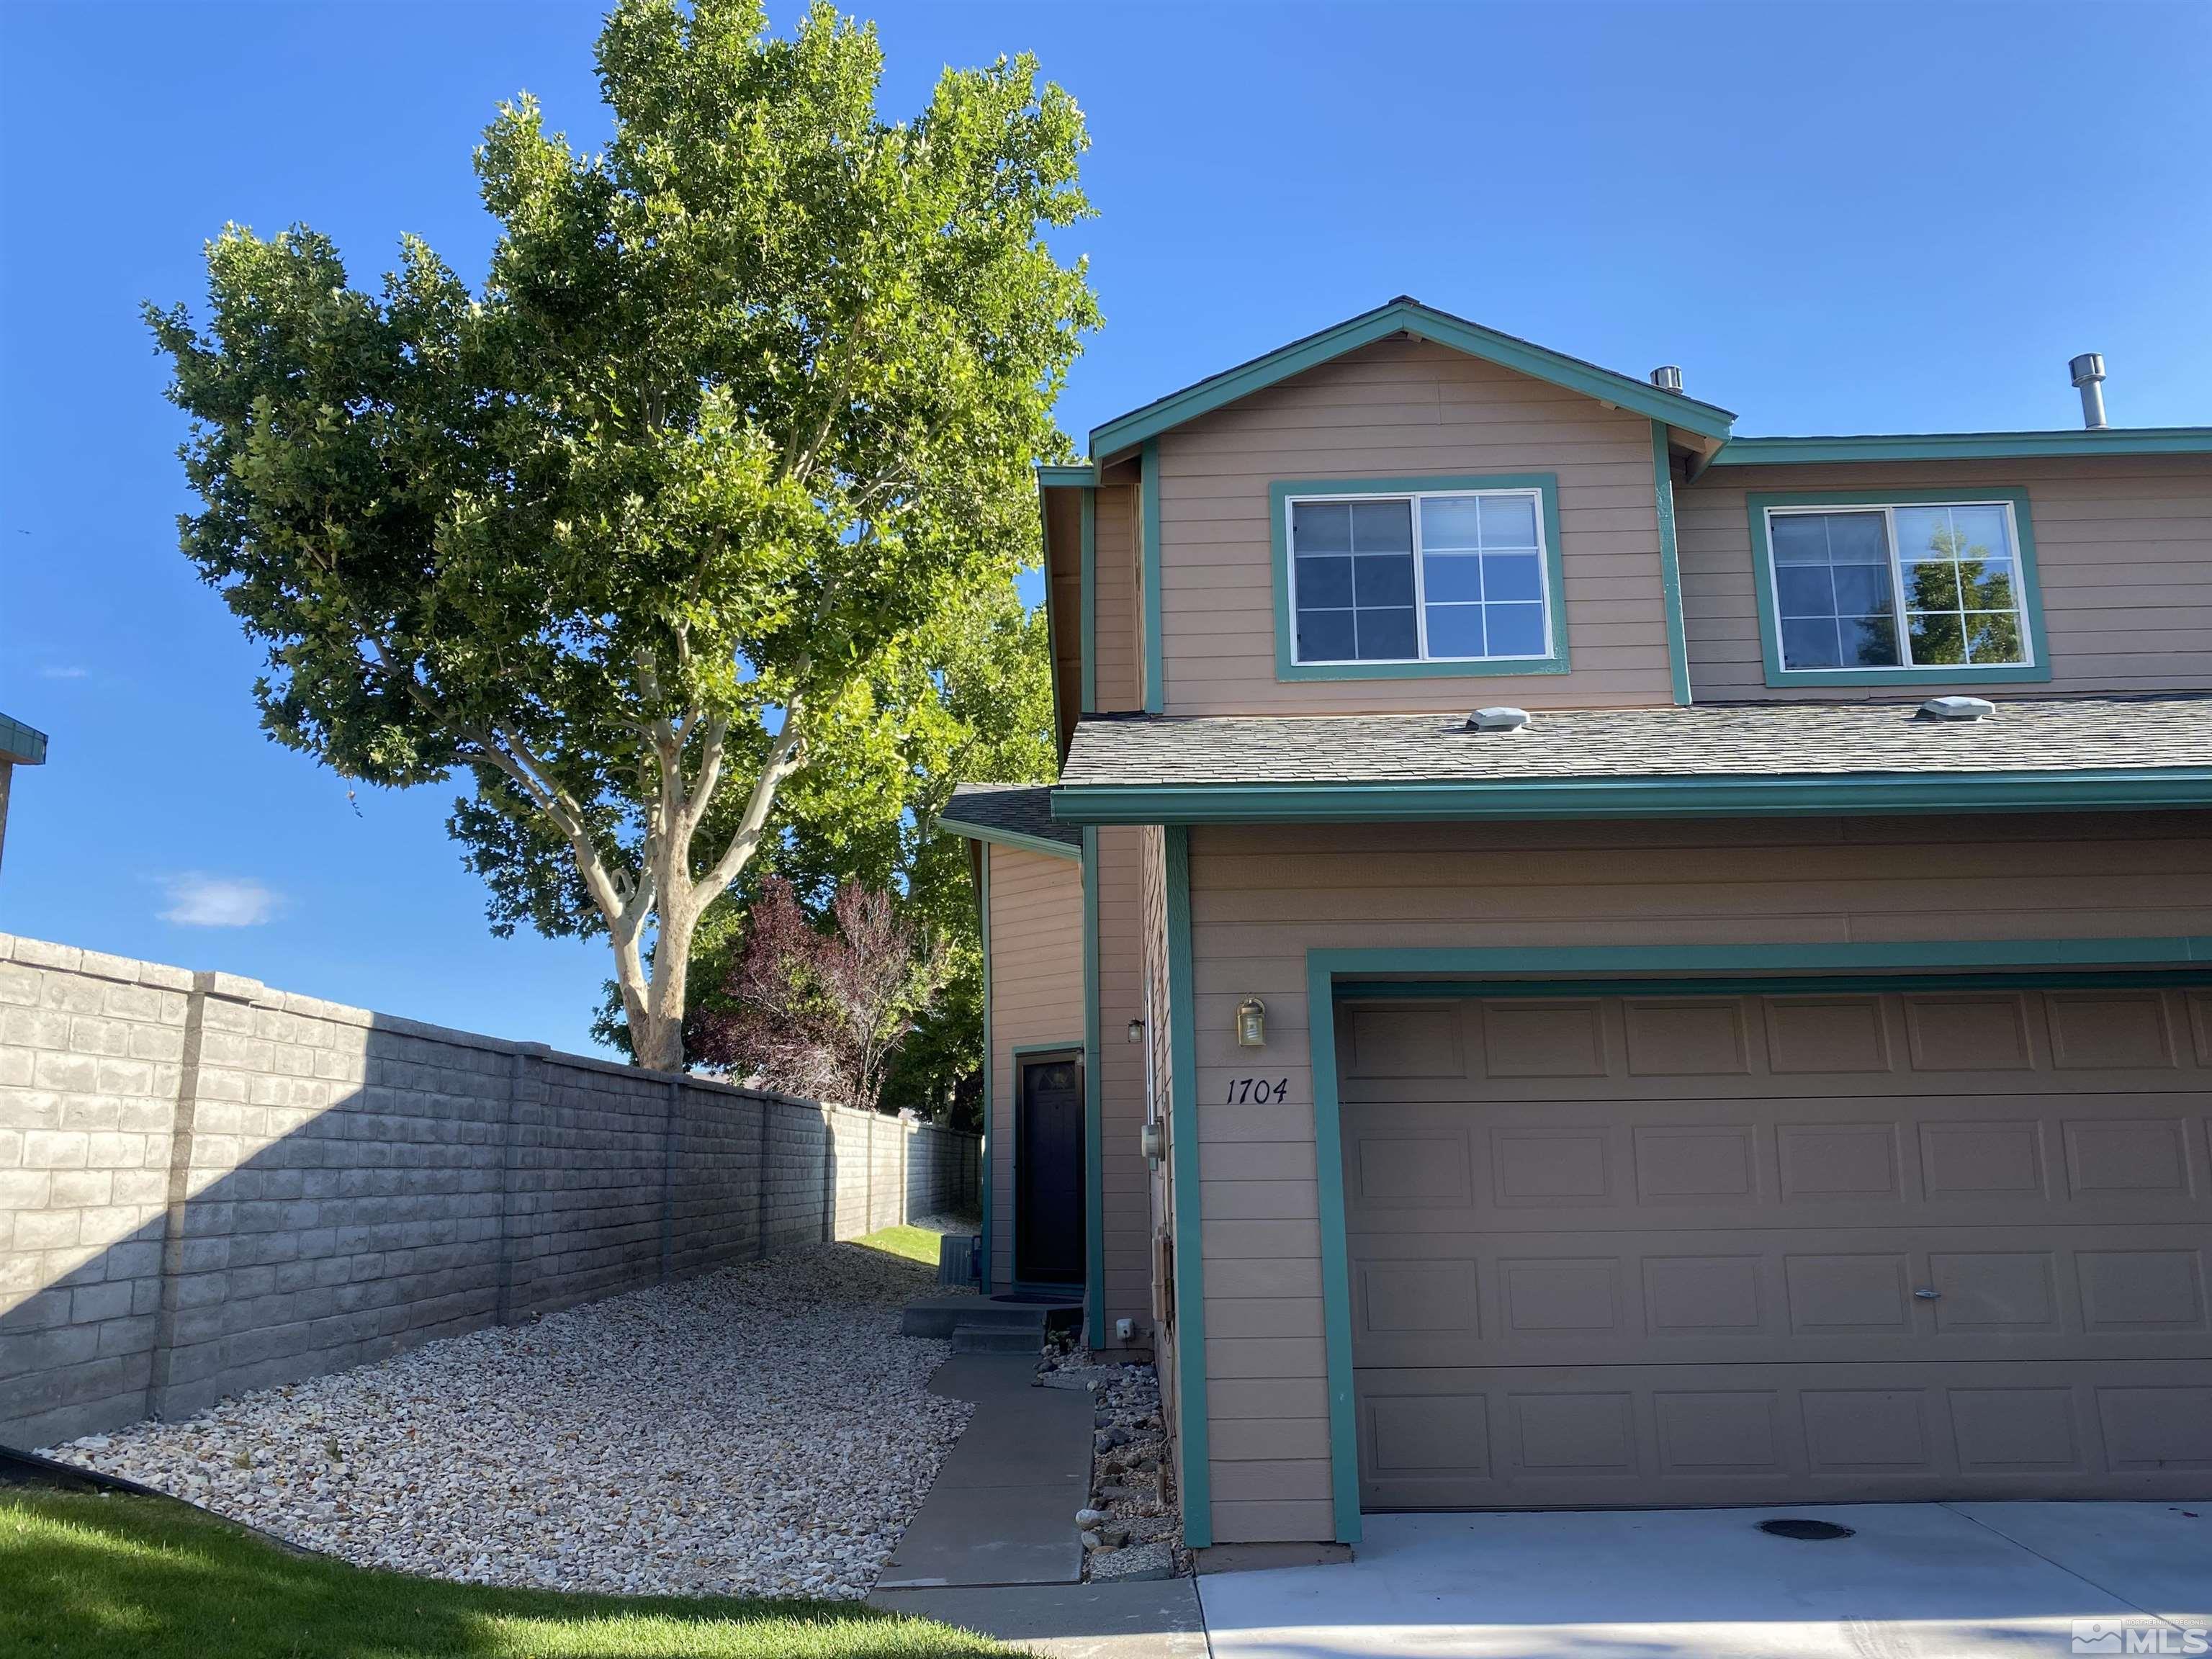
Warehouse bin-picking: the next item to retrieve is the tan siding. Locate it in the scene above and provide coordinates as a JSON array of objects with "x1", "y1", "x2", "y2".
[
  {"x1": 1679, "y1": 456, "x2": 2212, "y2": 701},
  {"x1": 1093, "y1": 483, "x2": 1142, "y2": 713},
  {"x1": 1094, "y1": 825, "x2": 1152, "y2": 1341},
  {"x1": 987, "y1": 844, "x2": 1084, "y2": 1291},
  {"x1": 1185, "y1": 810, "x2": 2212, "y2": 1542},
  {"x1": 1154, "y1": 337, "x2": 1674, "y2": 714}
]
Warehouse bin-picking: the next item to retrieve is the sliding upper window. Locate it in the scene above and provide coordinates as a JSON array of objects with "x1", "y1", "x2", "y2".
[
  {"x1": 1748, "y1": 487, "x2": 2051, "y2": 687},
  {"x1": 1269, "y1": 475, "x2": 1568, "y2": 680}
]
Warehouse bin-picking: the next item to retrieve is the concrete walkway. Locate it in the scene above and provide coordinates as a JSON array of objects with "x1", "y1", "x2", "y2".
[
  {"x1": 873, "y1": 1582, "x2": 1208, "y2": 1659},
  {"x1": 874, "y1": 1354, "x2": 1093, "y2": 1589},
  {"x1": 1198, "y1": 1501, "x2": 2212, "y2": 1659},
  {"x1": 871, "y1": 1352, "x2": 1208, "y2": 1655}
]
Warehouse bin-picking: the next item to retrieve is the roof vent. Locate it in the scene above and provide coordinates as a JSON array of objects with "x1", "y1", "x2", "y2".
[
  {"x1": 1919, "y1": 695, "x2": 1996, "y2": 721},
  {"x1": 2069, "y1": 352, "x2": 2108, "y2": 430},
  {"x1": 1467, "y1": 706, "x2": 1532, "y2": 734},
  {"x1": 1650, "y1": 365, "x2": 1684, "y2": 393}
]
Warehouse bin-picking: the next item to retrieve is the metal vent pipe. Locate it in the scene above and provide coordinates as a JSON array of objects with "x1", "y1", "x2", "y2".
[{"x1": 2069, "y1": 353, "x2": 2108, "y2": 430}]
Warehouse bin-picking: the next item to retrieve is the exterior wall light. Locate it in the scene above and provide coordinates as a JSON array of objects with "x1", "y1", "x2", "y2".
[
  {"x1": 1126, "y1": 1017, "x2": 1144, "y2": 1044},
  {"x1": 1236, "y1": 997, "x2": 1267, "y2": 1048}
]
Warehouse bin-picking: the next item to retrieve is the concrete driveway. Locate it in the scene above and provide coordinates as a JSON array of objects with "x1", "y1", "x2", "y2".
[{"x1": 1197, "y1": 1503, "x2": 2212, "y2": 1659}]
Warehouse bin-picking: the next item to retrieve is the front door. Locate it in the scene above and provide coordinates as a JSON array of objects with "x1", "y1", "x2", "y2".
[{"x1": 1017, "y1": 1053, "x2": 1085, "y2": 1285}]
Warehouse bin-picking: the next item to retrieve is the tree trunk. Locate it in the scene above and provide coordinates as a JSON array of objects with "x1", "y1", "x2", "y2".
[{"x1": 624, "y1": 890, "x2": 699, "y2": 1073}]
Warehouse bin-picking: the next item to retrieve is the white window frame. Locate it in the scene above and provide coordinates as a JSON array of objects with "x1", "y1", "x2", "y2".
[
  {"x1": 1761, "y1": 498, "x2": 2038, "y2": 675},
  {"x1": 1284, "y1": 485, "x2": 1555, "y2": 667}
]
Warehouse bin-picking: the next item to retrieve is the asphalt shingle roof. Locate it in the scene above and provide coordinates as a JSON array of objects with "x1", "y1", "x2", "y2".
[
  {"x1": 939, "y1": 783, "x2": 1082, "y2": 848},
  {"x1": 1057, "y1": 697, "x2": 2212, "y2": 791}
]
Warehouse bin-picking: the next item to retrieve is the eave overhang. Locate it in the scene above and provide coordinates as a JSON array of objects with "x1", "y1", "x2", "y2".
[
  {"x1": 0, "y1": 714, "x2": 48, "y2": 767},
  {"x1": 937, "y1": 817, "x2": 1082, "y2": 860},
  {"x1": 1709, "y1": 429, "x2": 2212, "y2": 467},
  {"x1": 1051, "y1": 767, "x2": 2212, "y2": 826}
]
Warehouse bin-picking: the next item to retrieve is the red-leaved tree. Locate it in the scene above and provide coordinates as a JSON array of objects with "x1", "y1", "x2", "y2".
[{"x1": 688, "y1": 877, "x2": 947, "y2": 1112}]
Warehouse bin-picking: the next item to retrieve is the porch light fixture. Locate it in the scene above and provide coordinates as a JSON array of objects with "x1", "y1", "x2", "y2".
[
  {"x1": 1236, "y1": 997, "x2": 1267, "y2": 1048},
  {"x1": 1126, "y1": 1017, "x2": 1144, "y2": 1044}
]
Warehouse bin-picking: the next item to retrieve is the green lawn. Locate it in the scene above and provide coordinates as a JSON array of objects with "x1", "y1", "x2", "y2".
[
  {"x1": 1, "y1": 1488, "x2": 1028, "y2": 1659},
  {"x1": 852, "y1": 1224, "x2": 947, "y2": 1267}
]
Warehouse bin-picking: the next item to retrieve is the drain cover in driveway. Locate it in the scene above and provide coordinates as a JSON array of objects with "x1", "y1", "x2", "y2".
[{"x1": 1758, "y1": 1518, "x2": 1856, "y2": 1541}]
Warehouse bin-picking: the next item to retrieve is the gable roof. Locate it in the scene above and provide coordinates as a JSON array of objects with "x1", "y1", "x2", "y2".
[
  {"x1": 937, "y1": 783, "x2": 1082, "y2": 860},
  {"x1": 1086, "y1": 297, "x2": 1736, "y2": 462},
  {"x1": 1049, "y1": 697, "x2": 2212, "y2": 824}
]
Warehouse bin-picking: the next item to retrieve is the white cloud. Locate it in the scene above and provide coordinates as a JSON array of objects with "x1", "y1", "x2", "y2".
[
  {"x1": 37, "y1": 665, "x2": 89, "y2": 680},
  {"x1": 159, "y1": 875, "x2": 280, "y2": 928}
]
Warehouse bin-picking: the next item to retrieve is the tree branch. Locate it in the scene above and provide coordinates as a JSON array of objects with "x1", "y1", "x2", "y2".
[{"x1": 696, "y1": 695, "x2": 809, "y2": 899}]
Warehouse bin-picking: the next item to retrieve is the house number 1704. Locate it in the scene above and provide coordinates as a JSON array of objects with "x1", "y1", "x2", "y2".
[{"x1": 1224, "y1": 1078, "x2": 1290, "y2": 1105}]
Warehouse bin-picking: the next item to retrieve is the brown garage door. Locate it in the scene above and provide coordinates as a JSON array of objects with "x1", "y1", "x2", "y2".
[{"x1": 1339, "y1": 981, "x2": 2212, "y2": 1509}]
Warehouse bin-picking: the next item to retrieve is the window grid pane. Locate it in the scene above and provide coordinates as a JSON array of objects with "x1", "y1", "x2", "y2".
[
  {"x1": 1771, "y1": 511, "x2": 1901, "y2": 672},
  {"x1": 1892, "y1": 503, "x2": 2026, "y2": 667},
  {"x1": 1419, "y1": 490, "x2": 1549, "y2": 662}
]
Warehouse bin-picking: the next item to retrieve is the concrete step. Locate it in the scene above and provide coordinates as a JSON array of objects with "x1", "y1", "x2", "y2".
[
  {"x1": 950, "y1": 1324, "x2": 1046, "y2": 1355},
  {"x1": 902, "y1": 1293, "x2": 1083, "y2": 1339}
]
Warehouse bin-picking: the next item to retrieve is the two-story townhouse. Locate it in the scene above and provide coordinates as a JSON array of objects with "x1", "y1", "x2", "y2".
[{"x1": 936, "y1": 297, "x2": 2212, "y2": 1558}]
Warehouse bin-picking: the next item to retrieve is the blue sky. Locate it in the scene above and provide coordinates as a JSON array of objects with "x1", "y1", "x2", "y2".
[{"x1": 3, "y1": 1, "x2": 2208, "y2": 1056}]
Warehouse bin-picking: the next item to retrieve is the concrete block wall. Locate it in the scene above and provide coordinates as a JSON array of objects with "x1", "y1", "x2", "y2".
[{"x1": 0, "y1": 934, "x2": 979, "y2": 1447}]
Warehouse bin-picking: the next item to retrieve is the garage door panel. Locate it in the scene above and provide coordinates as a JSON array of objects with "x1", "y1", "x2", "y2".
[
  {"x1": 1342, "y1": 986, "x2": 2211, "y2": 1102},
  {"x1": 1346, "y1": 1099, "x2": 2211, "y2": 1230},
  {"x1": 1341, "y1": 983, "x2": 2212, "y2": 1509},
  {"x1": 1353, "y1": 1070, "x2": 2212, "y2": 1102},
  {"x1": 1354, "y1": 1360, "x2": 2212, "y2": 1509},
  {"x1": 1349, "y1": 1224, "x2": 2212, "y2": 1367}
]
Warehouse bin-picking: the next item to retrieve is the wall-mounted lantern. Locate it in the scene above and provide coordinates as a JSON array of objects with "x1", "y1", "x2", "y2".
[
  {"x1": 1236, "y1": 996, "x2": 1267, "y2": 1048},
  {"x1": 1126, "y1": 1017, "x2": 1144, "y2": 1045}
]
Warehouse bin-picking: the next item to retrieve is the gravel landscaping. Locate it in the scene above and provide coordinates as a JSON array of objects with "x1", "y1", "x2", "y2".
[
  {"x1": 1038, "y1": 1336, "x2": 1187, "y2": 1581},
  {"x1": 41, "y1": 1243, "x2": 969, "y2": 1600}
]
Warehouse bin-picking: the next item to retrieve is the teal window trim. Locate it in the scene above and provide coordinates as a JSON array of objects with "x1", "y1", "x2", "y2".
[
  {"x1": 1141, "y1": 440, "x2": 1164, "y2": 714},
  {"x1": 1008, "y1": 1040, "x2": 1086, "y2": 1295},
  {"x1": 977, "y1": 849, "x2": 994, "y2": 1295},
  {"x1": 1081, "y1": 827, "x2": 1105, "y2": 1349},
  {"x1": 1163, "y1": 826, "x2": 1210, "y2": 1547},
  {"x1": 1089, "y1": 298, "x2": 1734, "y2": 459},
  {"x1": 1305, "y1": 932, "x2": 2212, "y2": 1534},
  {"x1": 1048, "y1": 767, "x2": 2212, "y2": 826},
  {"x1": 1079, "y1": 487, "x2": 1099, "y2": 714},
  {"x1": 1651, "y1": 423, "x2": 1693, "y2": 706},
  {"x1": 940, "y1": 821, "x2": 1082, "y2": 863},
  {"x1": 1747, "y1": 486, "x2": 2054, "y2": 688},
  {"x1": 1710, "y1": 429, "x2": 2212, "y2": 466},
  {"x1": 1269, "y1": 474, "x2": 1570, "y2": 682}
]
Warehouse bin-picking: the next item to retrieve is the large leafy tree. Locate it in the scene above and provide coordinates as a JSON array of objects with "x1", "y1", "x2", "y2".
[
  {"x1": 593, "y1": 578, "x2": 1056, "y2": 1120},
  {"x1": 148, "y1": 0, "x2": 1095, "y2": 1070}
]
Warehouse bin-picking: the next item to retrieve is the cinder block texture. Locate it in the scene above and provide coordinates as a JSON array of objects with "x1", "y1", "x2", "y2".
[{"x1": 0, "y1": 933, "x2": 978, "y2": 1445}]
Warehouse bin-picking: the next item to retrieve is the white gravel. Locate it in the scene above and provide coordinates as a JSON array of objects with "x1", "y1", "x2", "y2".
[{"x1": 42, "y1": 1243, "x2": 969, "y2": 1599}]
